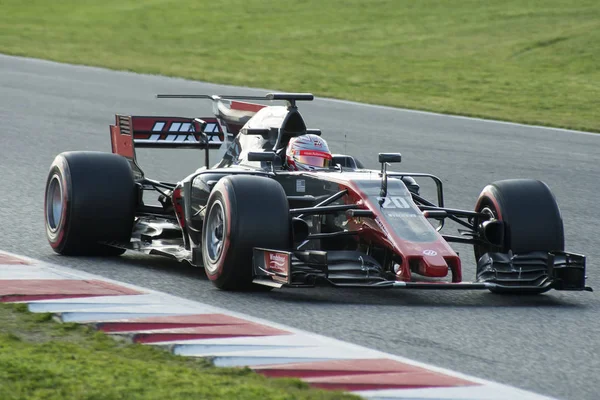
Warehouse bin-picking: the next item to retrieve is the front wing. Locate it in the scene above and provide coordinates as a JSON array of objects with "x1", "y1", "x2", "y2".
[{"x1": 252, "y1": 248, "x2": 592, "y2": 292}]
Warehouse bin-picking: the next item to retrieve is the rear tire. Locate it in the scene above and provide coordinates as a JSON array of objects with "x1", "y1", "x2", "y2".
[
  {"x1": 202, "y1": 175, "x2": 292, "y2": 290},
  {"x1": 474, "y1": 179, "x2": 564, "y2": 294},
  {"x1": 44, "y1": 152, "x2": 136, "y2": 256}
]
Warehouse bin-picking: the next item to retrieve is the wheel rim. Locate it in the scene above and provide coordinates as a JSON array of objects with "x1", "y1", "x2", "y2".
[
  {"x1": 46, "y1": 175, "x2": 63, "y2": 232},
  {"x1": 204, "y1": 200, "x2": 226, "y2": 273}
]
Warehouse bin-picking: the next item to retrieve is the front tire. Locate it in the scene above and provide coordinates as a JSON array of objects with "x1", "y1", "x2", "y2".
[
  {"x1": 474, "y1": 179, "x2": 564, "y2": 294},
  {"x1": 44, "y1": 152, "x2": 136, "y2": 256},
  {"x1": 202, "y1": 175, "x2": 292, "y2": 290}
]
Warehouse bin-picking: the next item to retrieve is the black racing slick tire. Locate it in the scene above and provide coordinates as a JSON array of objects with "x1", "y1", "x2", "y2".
[
  {"x1": 44, "y1": 152, "x2": 136, "y2": 256},
  {"x1": 474, "y1": 179, "x2": 564, "y2": 259},
  {"x1": 474, "y1": 179, "x2": 564, "y2": 294},
  {"x1": 202, "y1": 175, "x2": 292, "y2": 291}
]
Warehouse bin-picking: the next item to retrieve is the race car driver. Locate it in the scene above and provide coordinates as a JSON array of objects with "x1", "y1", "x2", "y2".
[{"x1": 285, "y1": 134, "x2": 333, "y2": 171}]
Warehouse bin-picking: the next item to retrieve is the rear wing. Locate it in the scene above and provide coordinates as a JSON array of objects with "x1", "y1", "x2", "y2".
[
  {"x1": 115, "y1": 115, "x2": 225, "y2": 149},
  {"x1": 110, "y1": 114, "x2": 228, "y2": 178}
]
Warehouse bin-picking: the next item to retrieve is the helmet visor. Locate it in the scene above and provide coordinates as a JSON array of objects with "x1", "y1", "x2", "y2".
[{"x1": 294, "y1": 150, "x2": 332, "y2": 168}]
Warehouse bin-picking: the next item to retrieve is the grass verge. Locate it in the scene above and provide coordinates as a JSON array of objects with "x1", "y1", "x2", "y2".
[
  {"x1": 0, "y1": 0, "x2": 599, "y2": 132},
  {"x1": 0, "y1": 303, "x2": 357, "y2": 400}
]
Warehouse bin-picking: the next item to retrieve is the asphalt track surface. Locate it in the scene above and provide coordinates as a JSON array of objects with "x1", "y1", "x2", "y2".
[{"x1": 1, "y1": 54, "x2": 598, "y2": 400}]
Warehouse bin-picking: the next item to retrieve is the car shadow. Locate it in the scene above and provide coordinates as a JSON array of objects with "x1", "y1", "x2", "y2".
[
  {"x1": 45, "y1": 252, "x2": 209, "y2": 280},
  {"x1": 262, "y1": 285, "x2": 589, "y2": 309}
]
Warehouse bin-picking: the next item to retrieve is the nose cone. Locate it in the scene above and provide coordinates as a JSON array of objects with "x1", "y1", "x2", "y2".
[{"x1": 418, "y1": 252, "x2": 449, "y2": 277}]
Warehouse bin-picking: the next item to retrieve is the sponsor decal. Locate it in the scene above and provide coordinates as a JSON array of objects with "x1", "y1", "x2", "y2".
[
  {"x1": 423, "y1": 249, "x2": 438, "y2": 256},
  {"x1": 296, "y1": 150, "x2": 333, "y2": 159},
  {"x1": 296, "y1": 179, "x2": 306, "y2": 193},
  {"x1": 138, "y1": 133, "x2": 204, "y2": 143},
  {"x1": 268, "y1": 253, "x2": 287, "y2": 272},
  {"x1": 137, "y1": 120, "x2": 224, "y2": 144},
  {"x1": 386, "y1": 212, "x2": 417, "y2": 218},
  {"x1": 262, "y1": 251, "x2": 290, "y2": 284}
]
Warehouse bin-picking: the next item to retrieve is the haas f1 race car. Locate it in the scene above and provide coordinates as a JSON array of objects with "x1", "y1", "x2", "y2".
[{"x1": 44, "y1": 92, "x2": 591, "y2": 294}]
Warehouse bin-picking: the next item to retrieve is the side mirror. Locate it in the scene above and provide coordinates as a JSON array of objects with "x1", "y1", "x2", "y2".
[
  {"x1": 248, "y1": 151, "x2": 277, "y2": 163},
  {"x1": 423, "y1": 210, "x2": 447, "y2": 219},
  {"x1": 378, "y1": 153, "x2": 401, "y2": 198},
  {"x1": 378, "y1": 153, "x2": 402, "y2": 164}
]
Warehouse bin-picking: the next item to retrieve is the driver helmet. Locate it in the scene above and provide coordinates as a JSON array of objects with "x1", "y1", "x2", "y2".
[{"x1": 286, "y1": 134, "x2": 332, "y2": 171}]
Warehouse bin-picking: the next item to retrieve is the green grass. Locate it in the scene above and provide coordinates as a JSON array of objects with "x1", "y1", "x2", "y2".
[
  {"x1": 1, "y1": 0, "x2": 599, "y2": 131},
  {"x1": 0, "y1": 303, "x2": 357, "y2": 400}
]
